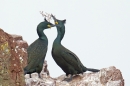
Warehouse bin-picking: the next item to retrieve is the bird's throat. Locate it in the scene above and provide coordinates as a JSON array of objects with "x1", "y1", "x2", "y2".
[
  {"x1": 54, "y1": 28, "x2": 64, "y2": 44},
  {"x1": 37, "y1": 28, "x2": 47, "y2": 40}
]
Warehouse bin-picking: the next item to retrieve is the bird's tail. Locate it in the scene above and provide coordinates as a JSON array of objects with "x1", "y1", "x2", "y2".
[
  {"x1": 82, "y1": 66, "x2": 100, "y2": 72},
  {"x1": 87, "y1": 68, "x2": 100, "y2": 72}
]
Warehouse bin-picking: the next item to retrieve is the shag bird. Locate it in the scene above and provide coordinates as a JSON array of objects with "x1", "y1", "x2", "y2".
[
  {"x1": 24, "y1": 18, "x2": 55, "y2": 78},
  {"x1": 51, "y1": 15, "x2": 100, "y2": 81}
]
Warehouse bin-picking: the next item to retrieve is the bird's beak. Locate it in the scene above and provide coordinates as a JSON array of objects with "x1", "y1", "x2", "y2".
[
  {"x1": 51, "y1": 14, "x2": 59, "y2": 25},
  {"x1": 51, "y1": 14, "x2": 59, "y2": 26},
  {"x1": 51, "y1": 14, "x2": 57, "y2": 22},
  {"x1": 47, "y1": 24, "x2": 56, "y2": 28}
]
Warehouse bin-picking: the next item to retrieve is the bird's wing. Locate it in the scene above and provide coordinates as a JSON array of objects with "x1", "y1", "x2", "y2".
[
  {"x1": 61, "y1": 46, "x2": 82, "y2": 70},
  {"x1": 25, "y1": 45, "x2": 47, "y2": 71},
  {"x1": 27, "y1": 39, "x2": 47, "y2": 65},
  {"x1": 27, "y1": 39, "x2": 39, "y2": 60}
]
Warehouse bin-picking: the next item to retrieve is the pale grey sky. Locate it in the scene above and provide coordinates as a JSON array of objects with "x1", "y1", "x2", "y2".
[{"x1": 0, "y1": 0, "x2": 130, "y2": 85}]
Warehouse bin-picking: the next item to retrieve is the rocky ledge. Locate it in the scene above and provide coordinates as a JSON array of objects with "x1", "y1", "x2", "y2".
[
  {"x1": 0, "y1": 28, "x2": 124, "y2": 86},
  {"x1": 25, "y1": 64, "x2": 124, "y2": 86}
]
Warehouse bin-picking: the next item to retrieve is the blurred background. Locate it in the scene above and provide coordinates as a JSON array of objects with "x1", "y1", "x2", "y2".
[{"x1": 0, "y1": 0, "x2": 129, "y2": 85}]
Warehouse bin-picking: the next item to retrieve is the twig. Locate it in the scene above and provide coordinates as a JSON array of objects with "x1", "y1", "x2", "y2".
[{"x1": 39, "y1": 11, "x2": 52, "y2": 22}]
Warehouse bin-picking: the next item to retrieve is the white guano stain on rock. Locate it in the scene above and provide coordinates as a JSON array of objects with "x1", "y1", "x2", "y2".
[
  {"x1": 16, "y1": 46, "x2": 19, "y2": 48},
  {"x1": 19, "y1": 57, "x2": 23, "y2": 63},
  {"x1": 15, "y1": 48, "x2": 17, "y2": 53},
  {"x1": 25, "y1": 66, "x2": 124, "y2": 86},
  {"x1": 22, "y1": 48, "x2": 26, "y2": 53},
  {"x1": 14, "y1": 64, "x2": 16, "y2": 66}
]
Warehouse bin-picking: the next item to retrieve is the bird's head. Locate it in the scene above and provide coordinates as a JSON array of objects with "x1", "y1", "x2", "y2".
[
  {"x1": 51, "y1": 14, "x2": 66, "y2": 28},
  {"x1": 37, "y1": 18, "x2": 55, "y2": 30}
]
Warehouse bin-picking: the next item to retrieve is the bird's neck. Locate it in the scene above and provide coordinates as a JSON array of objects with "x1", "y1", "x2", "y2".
[
  {"x1": 37, "y1": 28, "x2": 48, "y2": 40},
  {"x1": 54, "y1": 26, "x2": 65, "y2": 45}
]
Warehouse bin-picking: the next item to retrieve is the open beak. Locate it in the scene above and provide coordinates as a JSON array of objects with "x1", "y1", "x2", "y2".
[
  {"x1": 51, "y1": 14, "x2": 57, "y2": 21},
  {"x1": 51, "y1": 14, "x2": 61, "y2": 28},
  {"x1": 51, "y1": 15, "x2": 59, "y2": 25}
]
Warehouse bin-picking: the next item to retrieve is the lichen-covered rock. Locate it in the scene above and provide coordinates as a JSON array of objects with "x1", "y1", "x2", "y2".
[{"x1": 0, "y1": 28, "x2": 28, "y2": 86}]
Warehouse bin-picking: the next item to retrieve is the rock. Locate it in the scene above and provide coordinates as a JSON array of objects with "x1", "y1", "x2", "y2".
[
  {"x1": 25, "y1": 64, "x2": 124, "y2": 86},
  {"x1": 0, "y1": 28, "x2": 124, "y2": 86},
  {"x1": 0, "y1": 28, "x2": 28, "y2": 86}
]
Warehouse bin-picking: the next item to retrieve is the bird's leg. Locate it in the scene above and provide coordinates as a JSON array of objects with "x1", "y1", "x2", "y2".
[
  {"x1": 68, "y1": 74, "x2": 73, "y2": 82},
  {"x1": 62, "y1": 75, "x2": 68, "y2": 81},
  {"x1": 79, "y1": 73, "x2": 84, "y2": 79},
  {"x1": 29, "y1": 74, "x2": 32, "y2": 78},
  {"x1": 63, "y1": 74, "x2": 73, "y2": 82},
  {"x1": 38, "y1": 73, "x2": 41, "y2": 78}
]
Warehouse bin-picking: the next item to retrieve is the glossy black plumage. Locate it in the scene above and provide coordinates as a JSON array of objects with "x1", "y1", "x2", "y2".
[
  {"x1": 24, "y1": 19, "x2": 54, "y2": 78},
  {"x1": 51, "y1": 15, "x2": 100, "y2": 80}
]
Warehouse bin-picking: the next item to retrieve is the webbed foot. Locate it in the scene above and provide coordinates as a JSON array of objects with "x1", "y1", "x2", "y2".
[
  {"x1": 62, "y1": 75, "x2": 72, "y2": 82},
  {"x1": 63, "y1": 78, "x2": 72, "y2": 82}
]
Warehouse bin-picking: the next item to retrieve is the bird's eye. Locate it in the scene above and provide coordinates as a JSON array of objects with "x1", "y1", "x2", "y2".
[{"x1": 55, "y1": 22, "x2": 58, "y2": 25}]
